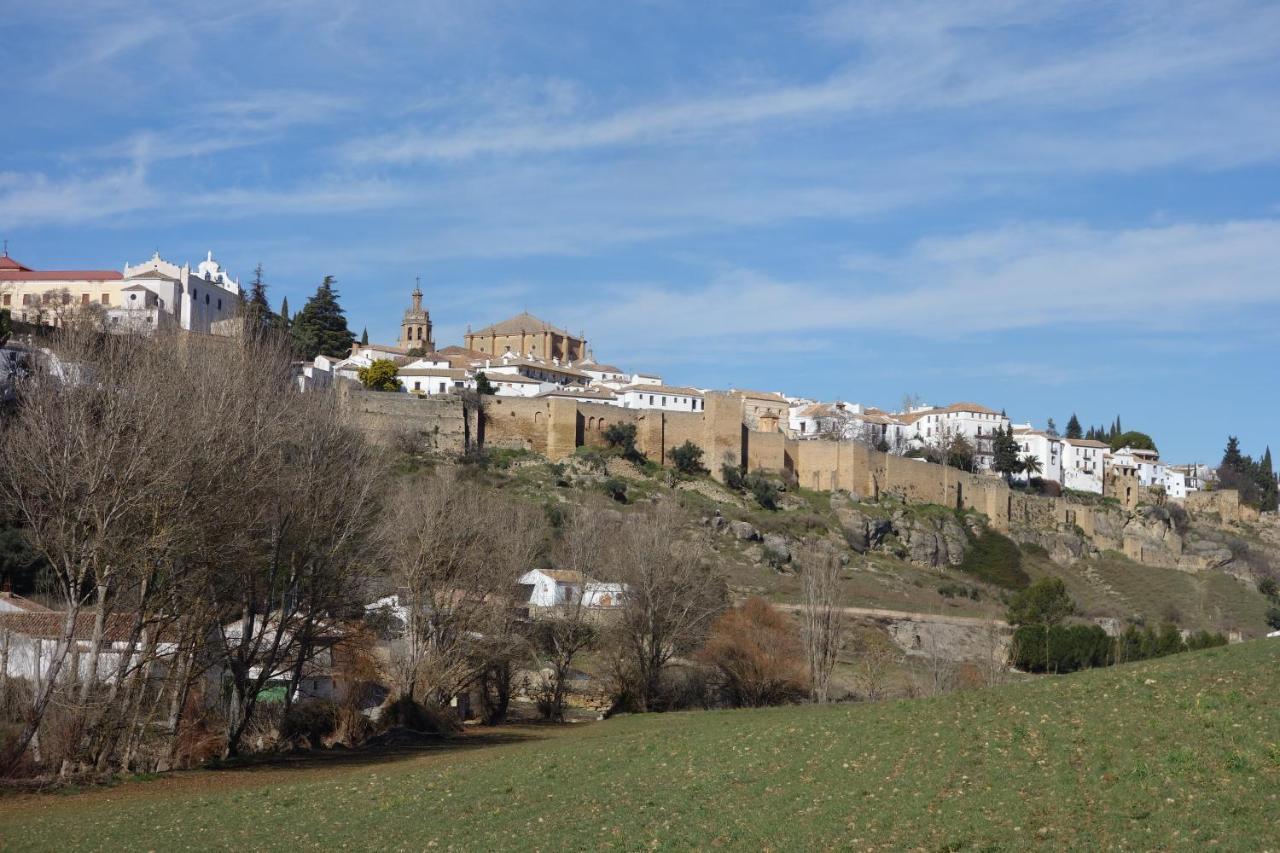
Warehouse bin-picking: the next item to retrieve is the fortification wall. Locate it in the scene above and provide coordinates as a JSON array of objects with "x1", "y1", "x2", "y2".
[
  {"x1": 482, "y1": 396, "x2": 553, "y2": 454},
  {"x1": 338, "y1": 385, "x2": 469, "y2": 453},
  {"x1": 1185, "y1": 489, "x2": 1244, "y2": 523}
]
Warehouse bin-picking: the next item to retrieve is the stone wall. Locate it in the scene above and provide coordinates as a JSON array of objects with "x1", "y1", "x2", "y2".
[{"x1": 338, "y1": 384, "x2": 471, "y2": 452}]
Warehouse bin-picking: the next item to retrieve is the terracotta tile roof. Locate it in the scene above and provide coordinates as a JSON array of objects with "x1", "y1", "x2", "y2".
[
  {"x1": 469, "y1": 312, "x2": 577, "y2": 339},
  {"x1": 0, "y1": 270, "x2": 123, "y2": 282},
  {"x1": 399, "y1": 366, "x2": 467, "y2": 378},
  {"x1": 538, "y1": 387, "x2": 617, "y2": 400},
  {"x1": 618, "y1": 384, "x2": 703, "y2": 397},
  {"x1": 0, "y1": 611, "x2": 143, "y2": 642},
  {"x1": 0, "y1": 255, "x2": 33, "y2": 271},
  {"x1": 942, "y1": 402, "x2": 1000, "y2": 415},
  {"x1": 729, "y1": 389, "x2": 789, "y2": 403},
  {"x1": 1064, "y1": 438, "x2": 1109, "y2": 448},
  {"x1": 541, "y1": 570, "x2": 587, "y2": 583},
  {"x1": 485, "y1": 374, "x2": 542, "y2": 384},
  {"x1": 0, "y1": 592, "x2": 53, "y2": 613}
]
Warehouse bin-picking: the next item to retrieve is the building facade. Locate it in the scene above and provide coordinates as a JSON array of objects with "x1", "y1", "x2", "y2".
[{"x1": 464, "y1": 313, "x2": 587, "y2": 362}]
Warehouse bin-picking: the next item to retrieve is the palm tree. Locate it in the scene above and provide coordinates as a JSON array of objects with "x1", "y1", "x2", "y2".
[{"x1": 1023, "y1": 455, "x2": 1043, "y2": 479}]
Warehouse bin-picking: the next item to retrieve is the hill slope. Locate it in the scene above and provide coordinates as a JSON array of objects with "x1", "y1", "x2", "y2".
[{"x1": 4, "y1": 640, "x2": 1277, "y2": 850}]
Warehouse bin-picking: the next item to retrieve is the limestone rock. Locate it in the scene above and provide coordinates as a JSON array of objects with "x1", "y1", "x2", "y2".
[
  {"x1": 730, "y1": 520, "x2": 761, "y2": 542},
  {"x1": 762, "y1": 534, "x2": 791, "y2": 565}
]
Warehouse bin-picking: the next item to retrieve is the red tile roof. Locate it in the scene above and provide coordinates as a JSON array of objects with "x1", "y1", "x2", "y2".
[
  {"x1": 0, "y1": 255, "x2": 32, "y2": 271},
  {"x1": 0, "y1": 270, "x2": 123, "y2": 282},
  {"x1": 0, "y1": 611, "x2": 144, "y2": 643}
]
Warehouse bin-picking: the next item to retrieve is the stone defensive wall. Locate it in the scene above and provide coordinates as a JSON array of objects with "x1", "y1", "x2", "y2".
[{"x1": 339, "y1": 386, "x2": 1241, "y2": 547}]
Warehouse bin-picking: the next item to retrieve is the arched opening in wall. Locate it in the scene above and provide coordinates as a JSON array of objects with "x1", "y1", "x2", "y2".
[
  {"x1": 534, "y1": 411, "x2": 543, "y2": 424},
  {"x1": 598, "y1": 419, "x2": 606, "y2": 431},
  {"x1": 588, "y1": 417, "x2": 596, "y2": 430}
]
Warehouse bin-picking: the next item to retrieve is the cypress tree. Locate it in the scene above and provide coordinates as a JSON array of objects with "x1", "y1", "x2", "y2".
[
  {"x1": 1065, "y1": 414, "x2": 1082, "y2": 440},
  {"x1": 1260, "y1": 447, "x2": 1277, "y2": 511},
  {"x1": 361, "y1": 327, "x2": 369, "y2": 345},
  {"x1": 279, "y1": 296, "x2": 291, "y2": 330},
  {"x1": 290, "y1": 276, "x2": 354, "y2": 360},
  {"x1": 242, "y1": 263, "x2": 275, "y2": 337},
  {"x1": 1222, "y1": 436, "x2": 1245, "y2": 473}
]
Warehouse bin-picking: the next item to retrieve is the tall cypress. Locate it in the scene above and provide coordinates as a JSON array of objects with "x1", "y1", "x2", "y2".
[
  {"x1": 279, "y1": 296, "x2": 291, "y2": 330},
  {"x1": 361, "y1": 327, "x2": 369, "y2": 345},
  {"x1": 1065, "y1": 414, "x2": 1082, "y2": 440},
  {"x1": 290, "y1": 276, "x2": 354, "y2": 360}
]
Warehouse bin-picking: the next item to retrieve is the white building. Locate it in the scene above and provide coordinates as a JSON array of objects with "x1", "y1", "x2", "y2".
[
  {"x1": 789, "y1": 401, "x2": 910, "y2": 450},
  {"x1": 518, "y1": 569, "x2": 625, "y2": 609},
  {"x1": 616, "y1": 384, "x2": 704, "y2": 412},
  {"x1": 1, "y1": 250, "x2": 243, "y2": 336},
  {"x1": 1061, "y1": 438, "x2": 1108, "y2": 494},
  {"x1": 1012, "y1": 425, "x2": 1064, "y2": 485},
  {"x1": 899, "y1": 402, "x2": 1010, "y2": 470},
  {"x1": 0, "y1": 611, "x2": 177, "y2": 686}
]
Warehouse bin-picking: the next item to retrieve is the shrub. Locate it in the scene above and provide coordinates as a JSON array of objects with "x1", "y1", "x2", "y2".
[
  {"x1": 1259, "y1": 577, "x2": 1278, "y2": 600},
  {"x1": 668, "y1": 441, "x2": 706, "y2": 475},
  {"x1": 1185, "y1": 630, "x2": 1228, "y2": 651},
  {"x1": 721, "y1": 463, "x2": 745, "y2": 491},
  {"x1": 937, "y1": 582, "x2": 981, "y2": 601},
  {"x1": 961, "y1": 530, "x2": 1030, "y2": 590},
  {"x1": 1267, "y1": 607, "x2": 1280, "y2": 631},
  {"x1": 1011, "y1": 623, "x2": 1111, "y2": 673},
  {"x1": 602, "y1": 477, "x2": 628, "y2": 503},
  {"x1": 696, "y1": 598, "x2": 808, "y2": 707},
  {"x1": 603, "y1": 422, "x2": 643, "y2": 462},
  {"x1": 744, "y1": 472, "x2": 780, "y2": 511},
  {"x1": 1006, "y1": 577, "x2": 1073, "y2": 626},
  {"x1": 379, "y1": 697, "x2": 461, "y2": 734},
  {"x1": 280, "y1": 699, "x2": 338, "y2": 747}
]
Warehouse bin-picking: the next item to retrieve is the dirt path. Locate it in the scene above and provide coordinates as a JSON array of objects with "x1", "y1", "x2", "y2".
[
  {"x1": 0, "y1": 723, "x2": 579, "y2": 816},
  {"x1": 774, "y1": 601, "x2": 1008, "y2": 627}
]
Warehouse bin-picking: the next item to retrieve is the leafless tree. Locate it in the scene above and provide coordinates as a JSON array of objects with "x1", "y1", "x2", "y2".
[
  {"x1": 602, "y1": 504, "x2": 725, "y2": 712},
  {"x1": 530, "y1": 504, "x2": 611, "y2": 721},
  {"x1": 379, "y1": 471, "x2": 545, "y2": 718},
  {"x1": 850, "y1": 626, "x2": 901, "y2": 702},
  {"x1": 798, "y1": 545, "x2": 844, "y2": 703}
]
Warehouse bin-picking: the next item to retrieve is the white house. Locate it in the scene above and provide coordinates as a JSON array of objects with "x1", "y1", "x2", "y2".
[
  {"x1": 481, "y1": 373, "x2": 544, "y2": 397},
  {"x1": 518, "y1": 569, "x2": 625, "y2": 609},
  {"x1": 400, "y1": 364, "x2": 469, "y2": 395},
  {"x1": 899, "y1": 402, "x2": 1010, "y2": 470},
  {"x1": 1, "y1": 249, "x2": 243, "y2": 336},
  {"x1": 1061, "y1": 438, "x2": 1107, "y2": 494},
  {"x1": 1012, "y1": 425, "x2": 1064, "y2": 485},
  {"x1": 616, "y1": 384, "x2": 704, "y2": 412},
  {"x1": 0, "y1": 611, "x2": 177, "y2": 686}
]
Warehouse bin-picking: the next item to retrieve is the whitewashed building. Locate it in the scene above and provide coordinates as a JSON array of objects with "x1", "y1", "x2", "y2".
[
  {"x1": 899, "y1": 402, "x2": 1010, "y2": 471},
  {"x1": 1, "y1": 250, "x2": 243, "y2": 335},
  {"x1": 518, "y1": 569, "x2": 625, "y2": 610},
  {"x1": 616, "y1": 384, "x2": 704, "y2": 412},
  {"x1": 1012, "y1": 425, "x2": 1064, "y2": 485},
  {"x1": 1061, "y1": 438, "x2": 1108, "y2": 494}
]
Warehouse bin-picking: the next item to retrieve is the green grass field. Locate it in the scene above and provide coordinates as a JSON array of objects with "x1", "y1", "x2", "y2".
[{"x1": 4, "y1": 640, "x2": 1278, "y2": 851}]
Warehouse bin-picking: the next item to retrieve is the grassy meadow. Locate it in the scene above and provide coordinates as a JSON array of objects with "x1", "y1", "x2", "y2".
[{"x1": 3, "y1": 640, "x2": 1278, "y2": 850}]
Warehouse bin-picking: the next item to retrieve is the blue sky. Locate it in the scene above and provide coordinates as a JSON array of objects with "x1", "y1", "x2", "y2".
[{"x1": 2, "y1": 1, "x2": 1278, "y2": 463}]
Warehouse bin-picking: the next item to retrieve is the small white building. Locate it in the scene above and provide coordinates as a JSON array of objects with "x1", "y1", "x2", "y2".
[
  {"x1": 400, "y1": 364, "x2": 469, "y2": 395},
  {"x1": 1061, "y1": 438, "x2": 1107, "y2": 494},
  {"x1": 482, "y1": 373, "x2": 544, "y2": 397},
  {"x1": 1012, "y1": 425, "x2": 1064, "y2": 485},
  {"x1": 0, "y1": 611, "x2": 177, "y2": 686},
  {"x1": 616, "y1": 384, "x2": 704, "y2": 412},
  {"x1": 518, "y1": 569, "x2": 625, "y2": 609},
  {"x1": 899, "y1": 402, "x2": 1010, "y2": 470}
]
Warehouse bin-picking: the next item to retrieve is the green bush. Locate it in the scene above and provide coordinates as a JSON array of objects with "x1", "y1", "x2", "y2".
[
  {"x1": 1266, "y1": 607, "x2": 1280, "y2": 631},
  {"x1": 744, "y1": 472, "x2": 780, "y2": 511},
  {"x1": 603, "y1": 423, "x2": 643, "y2": 462},
  {"x1": 1011, "y1": 624, "x2": 1111, "y2": 673},
  {"x1": 602, "y1": 477, "x2": 628, "y2": 503},
  {"x1": 668, "y1": 441, "x2": 706, "y2": 474},
  {"x1": 721, "y1": 464, "x2": 745, "y2": 491},
  {"x1": 960, "y1": 530, "x2": 1030, "y2": 589}
]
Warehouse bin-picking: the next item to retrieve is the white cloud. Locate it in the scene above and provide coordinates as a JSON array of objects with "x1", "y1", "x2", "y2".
[
  {"x1": 570, "y1": 218, "x2": 1280, "y2": 349},
  {"x1": 0, "y1": 164, "x2": 156, "y2": 229}
]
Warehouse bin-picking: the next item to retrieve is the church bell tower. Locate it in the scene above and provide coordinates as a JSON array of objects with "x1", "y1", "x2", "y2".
[{"x1": 397, "y1": 278, "x2": 434, "y2": 352}]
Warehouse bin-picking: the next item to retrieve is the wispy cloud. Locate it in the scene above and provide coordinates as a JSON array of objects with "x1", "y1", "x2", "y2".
[{"x1": 572, "y1": 218, "x2": 1280, "y2": 347}]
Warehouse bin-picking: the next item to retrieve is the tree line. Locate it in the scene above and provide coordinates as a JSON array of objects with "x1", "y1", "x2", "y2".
[{"x1": 1217, "y1": 436, "x2": 1278, "y2": 512}]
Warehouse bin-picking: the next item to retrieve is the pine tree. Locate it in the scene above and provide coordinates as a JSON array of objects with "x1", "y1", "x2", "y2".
[
  {"x1": 1221, "y1": 436, "x2": 1245, "y2": 473},
  {"x1": 1046, "y1": 417, "x2": 1058, "y2": 437},
  {"x1": 242, "y1": 263, "x2": 276, "y2": 337},
  {"x1": 1065, "y1": 414, "x2": 1082, "y2": 440},
  {"x1": 1258, "y1": 447, "x2": 1277, "y2": 511},
  {"x1": 360, "y1": 327, "x2": 369, "y2": 346},
  {"x1": 290, "y1": 276, "x2": 354, "y2": 360},
  {"x1": 992, "y1": 425, "x2": 1024, "y2": 484}
]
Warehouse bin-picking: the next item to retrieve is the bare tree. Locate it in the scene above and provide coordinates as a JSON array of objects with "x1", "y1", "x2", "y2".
[
  {"x1": 530, "y1": 504, "x2": 610, "y2": 721},
  {"x1": 602, "y1": 504, "x2": 725, "y2": 712},
  {"x1": 379, "y1": 471, "x2": 545, "y2": 718},
  {"x1": 850, "y1": 626, "x2": 901, "y2": 702},
  {"x1": 798, "y1": 545, "x2": 844, "y2": 703}
]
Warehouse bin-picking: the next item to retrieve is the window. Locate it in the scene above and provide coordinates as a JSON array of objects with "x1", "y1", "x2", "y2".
[
  {"x1": 662, "y1": 396, "x2": 667, "y2": 406},
  {"x1": 81, "y1": 293, "x2": 90, "y2": 304},
  {"x1": 204, "y1": 294, "x2": 210, "y2": 305},
  {"x1": 217, "y1": 298, "x2": 222, "y2": 310},
  {"x1": 101, "y1": 294, "x2": 110, "y2": 305},
  {"x1": 192, "y1": 288, "x2": 197, "y2": 300},
  {"x1": 22, "y1": 294, "x2": 33, "y2": 306},
  {"x1": 414, "y1": 381, "x2": 421, "y2": 391},
  {"x1": 1, "y1": 294, "x2": 8, "y2": 306}
]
